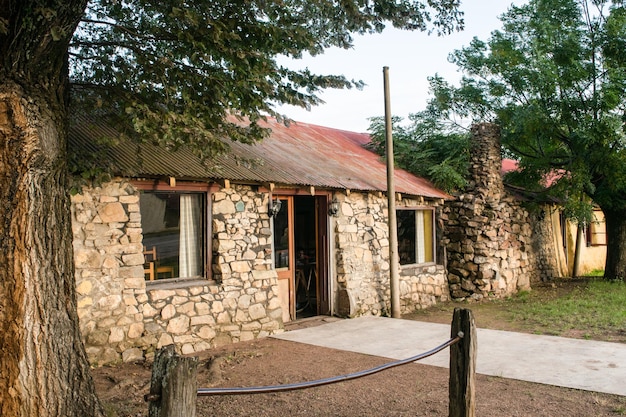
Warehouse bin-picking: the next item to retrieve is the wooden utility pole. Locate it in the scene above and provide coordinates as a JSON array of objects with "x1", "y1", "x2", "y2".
[{"x1": 383, "y1": 66, "x2": 401, "y2": 318}]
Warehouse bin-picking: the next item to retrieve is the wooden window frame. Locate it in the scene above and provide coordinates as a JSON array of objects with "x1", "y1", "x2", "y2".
[
  {"x1": 396, "y1": 207, "x2": 436, "y2": 267},
  {"x1": 132, "y1": 179, "x2": 215, "y2": 284}
]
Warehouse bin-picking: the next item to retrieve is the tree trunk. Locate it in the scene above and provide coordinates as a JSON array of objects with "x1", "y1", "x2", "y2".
[
  {"x1": 603, "y1": 208, "x2": 626, "y2": 281},
  {"x1": 0, "y1": 82, "x2": 104, "y2": 416},
  {"x1": 572, "y1": 223, "x2": 584, "y2": 278},
  {"x1": 0, "y1": 1, "x2": 102, "y2": 414}
]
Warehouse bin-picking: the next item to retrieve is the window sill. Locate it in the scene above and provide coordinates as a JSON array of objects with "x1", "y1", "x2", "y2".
[
  {"x1": 145, "y1": 277, "x2": 217, "y2": 291},
  {"x1": 399, "y1": 262, "x2": 441, "y2": 274}
]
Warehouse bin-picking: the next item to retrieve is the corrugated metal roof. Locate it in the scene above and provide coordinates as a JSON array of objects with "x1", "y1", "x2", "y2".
[{"x1": 69, "y1": 115, "x2": 450, "y2": 199}]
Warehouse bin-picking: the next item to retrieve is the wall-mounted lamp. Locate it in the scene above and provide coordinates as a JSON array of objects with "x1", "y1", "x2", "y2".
[
  {"x1": 268, "y1": 197, "x2": 282, "y2": 217},
  {"x1": 328, "y1": 197, "x2": 340, "y2": 217}
]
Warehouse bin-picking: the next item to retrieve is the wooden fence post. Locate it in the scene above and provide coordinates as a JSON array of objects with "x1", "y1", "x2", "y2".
[
  {"x1": 449, "y1": 308, "x2": 477, "y2": 417},
  {"x1": 148, "y1": 345, "x2": 199, "y2": 417}
]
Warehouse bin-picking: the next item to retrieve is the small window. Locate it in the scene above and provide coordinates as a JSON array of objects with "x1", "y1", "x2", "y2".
[
  {"x1": 273, "y1": 198, "x2": 290, "y2": 269},
  {"x1": 586, "y1": 210, "x2": 607, "y2": 246},
  {"x1": 397, "y1": 209, "x2": 435, "y2": 265},
  {"x1": 140, "y1": 192, "x2": 206, "y2": 280}
]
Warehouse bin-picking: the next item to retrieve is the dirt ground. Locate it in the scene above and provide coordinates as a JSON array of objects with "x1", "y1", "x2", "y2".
[{"x1": 95, "y1": 279, "x2": 626, "y2": 417}]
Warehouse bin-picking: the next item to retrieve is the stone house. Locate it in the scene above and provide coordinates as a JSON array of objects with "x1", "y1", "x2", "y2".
[{"x1": 70, "y1": 116, "x2": 451, "y2": 365}]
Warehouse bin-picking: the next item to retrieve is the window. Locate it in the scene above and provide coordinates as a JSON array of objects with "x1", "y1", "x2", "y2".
[
  {"x1": 586, "y1": 210, "x2": 607, "y2": 246},
  {"x1": 273, "y1": 198, "x2": 290, "y2": 269},
  {"x1": 140, "y1": 192, "x2": 206, "y2": 280},
  {"x1": 397, "y1": 209, "x2": 435, "y2": 265}
]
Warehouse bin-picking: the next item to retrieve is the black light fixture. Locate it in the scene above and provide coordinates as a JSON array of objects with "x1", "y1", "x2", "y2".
[
  {"x1": 328, "y1": 197, "x2": 340, "y2": 217},
  {"x1": 268, "y1": 197, "x2": 282, "y2": 217}
]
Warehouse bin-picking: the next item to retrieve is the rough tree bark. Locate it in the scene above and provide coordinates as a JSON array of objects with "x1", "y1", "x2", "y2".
[
  {"x1": 603, "y1": 208, "x2": 626, "y2": 281},
  {"x1": 0, "y1": 1, "x2": 104, "y2": 415},
  {"x1": 0, "y1": 82, "x2": 104, "y2": 417}
]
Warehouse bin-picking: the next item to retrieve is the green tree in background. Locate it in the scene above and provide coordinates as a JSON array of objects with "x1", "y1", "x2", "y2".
[
  {"x1": 367, "y1": 106, "x2": 470, "y2": 193},
  {"x1": 0, "y1": 1, "x2": 462, "y2": 415},
  {"x1": 381, "y1": 0, "x2": 626, "y2": 280}
]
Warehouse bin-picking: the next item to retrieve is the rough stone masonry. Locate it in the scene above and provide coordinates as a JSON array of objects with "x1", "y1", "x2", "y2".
[{"x1": 443, "y1": 123, "x2": 538, "y2": 300}]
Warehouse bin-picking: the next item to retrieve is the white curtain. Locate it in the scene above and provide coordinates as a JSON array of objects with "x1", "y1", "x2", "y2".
[
  {"x1": 179, "y1": 194, "x2": 202, "y2": 277},
  {"x1": 416, "y1": 210, "x2": 426, "y2": 264}
]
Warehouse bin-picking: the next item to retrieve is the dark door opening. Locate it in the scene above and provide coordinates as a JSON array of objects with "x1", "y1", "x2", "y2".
[{"x1": 293, "y1": 195, "x2": 330, "y2": 319}]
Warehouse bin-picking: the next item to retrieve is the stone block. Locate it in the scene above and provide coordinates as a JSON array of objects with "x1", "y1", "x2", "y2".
[
  {"x1": 190, "y1": 315, "x2": 214, "y2": 326},
  {"x1": 74, "y1": 249, "x2": 102, "y2": 269},
  {"x1": 122, "y1": 348, "x2": 144, "y2": 363},
  {"x1": 235, "y1": 309, "x2": 248, "y2": 323},
  {"x1": 98, "y1": 295, "x2": 122, "y2": 310},
  {"x1": 237, "y1": 294, "x2": 252, "y2": 309},
  {"x1": 76, "y1": 280, "x2": 93, "y2": 295},
  {"x1": 99, "y1": 348, "x2": 122, "y2": 365},
  {"x1": 166, "y1": 315, "x2": 190, "y2": 334},
  {"x1": 160, "y1": 304, "x2": 176, "y2": 320},
  {"x1": 86, "y1": 330, "x2": 109, "y2": 346},
  {"x1": 211, "y1": 301, "x2": 224, "y2": 314},
  {"x1": 195, "y1": 302, "x2": 210, "y2": 315},
  {"x1": 119, "y1": 195, "x2": 139, "y2": 204},
  {"x1": 181, "y1": 344, "x2": 195, "y2": 355},
  {"x1": 127, "y1": 322, "x2": 144, "y2": 339},
  {"x1": 122, "y1": 253, "x2": 145, "y2": 266},
  {"x1": 109, "y1": 327, "x2": 125, "y2": 343},
  {"x1": 212, "y1": 334, "x2": 233, "y2": 347},
  {"x1": 216, "y1": 311, "x2": 231, "y2": 324},
  {"x1": 149, "y1": 289, "x2": 176, "y2": 301},
  {"x1": 241, "y1": 321, "x2": 262, "y2": 331},
  {"x1": 214, "y1": 199, "x2": 236, "y2": 214},
  {"x1": 157, "y1": 333, "x2": 174, "y2": 348},
  {"x1": 178, "y1": 301, "x2": 196, "y2": 315},
  {"x1": 98, "y1": 202, "x2": 128, "y2": 223},
  {"x1": 124, "y1": 277, "x2": 146, "y2": 289}
]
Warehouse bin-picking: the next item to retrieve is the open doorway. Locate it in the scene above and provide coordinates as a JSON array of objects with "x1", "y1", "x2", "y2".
[{"x1": 273, "y1": 194, "x2": 330, "y2": 321}]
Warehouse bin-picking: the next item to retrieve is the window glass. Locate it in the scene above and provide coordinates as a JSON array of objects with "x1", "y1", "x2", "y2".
[
  {"x1": 273, "y1": 199, "x2": 289, "y2": 269},
  {"x1": 140, "y1": 192, "x2": 205, "y2": 280},
  {"x1": 587, "y1": 210, "x2": 606, "y2": 246},
  {"x1": 397, "y1": 210, "x2": 416, "y2": 265},
  {"x1": 397, "y1": 209, "x2": 435, "y2": 266}
]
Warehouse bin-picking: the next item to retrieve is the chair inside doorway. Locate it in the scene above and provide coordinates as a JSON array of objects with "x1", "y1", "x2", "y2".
[{"x1": 295, "y1": 250, "x2": 317, "y2": 317}]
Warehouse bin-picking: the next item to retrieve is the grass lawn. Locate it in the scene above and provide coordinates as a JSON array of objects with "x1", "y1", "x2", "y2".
[{"x1": 405, "y1": 277, "x2": 626, "y2": 343}]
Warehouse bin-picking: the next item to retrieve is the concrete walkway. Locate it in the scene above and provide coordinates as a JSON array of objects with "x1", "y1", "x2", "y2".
[{"x1": 273, "y1": 316, "x2": 626, "y2": 396}]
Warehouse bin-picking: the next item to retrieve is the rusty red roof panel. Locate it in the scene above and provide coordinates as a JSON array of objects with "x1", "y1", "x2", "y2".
[{"x1": 69, "y1": 115, "x2": 450, "y2": 199}]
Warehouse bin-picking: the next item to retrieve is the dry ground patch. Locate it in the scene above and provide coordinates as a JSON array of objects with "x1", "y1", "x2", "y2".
[{"x1": 96, "y1": 278, "x2": 626, "y2": 416}]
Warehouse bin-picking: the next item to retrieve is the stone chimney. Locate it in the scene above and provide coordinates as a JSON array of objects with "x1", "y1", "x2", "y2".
[
  {"x1": 467, "y1": 123, "x2": 503, "y2": 202},
  {"x1": 443, "y1": 123, "x2": 536, "y2": 300}
]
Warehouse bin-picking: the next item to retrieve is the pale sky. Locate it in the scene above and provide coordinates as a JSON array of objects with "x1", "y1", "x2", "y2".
[{"x1": 276, "y1": 0, "x2": 527, "y2": 133}]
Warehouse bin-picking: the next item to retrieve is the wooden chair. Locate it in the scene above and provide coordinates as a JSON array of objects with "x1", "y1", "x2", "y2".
[{"x1": 143, "y1": 246, "x2": 174, "y2": 280}]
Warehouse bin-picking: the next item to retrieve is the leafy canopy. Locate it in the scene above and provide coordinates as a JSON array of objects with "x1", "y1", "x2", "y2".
[
  {"x1": 67, "y1": 0, "x2": 463, "y2": 159},
  {"x1": 398, "y1": 0, "x2": 626, "y2": 223}
]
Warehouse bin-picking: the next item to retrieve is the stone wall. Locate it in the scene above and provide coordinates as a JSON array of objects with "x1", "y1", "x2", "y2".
[
  {"x1": 444, "y1": 124, "x2": 538, "y2": 300},
  {"x1": 72, "y1": 178, "x2": 451, "y2": 365},
  {"x1": 334, "y1": 192, "x2": 449, "y2": 317},
  {"x1": 72, "y1": 180, "x2": 283, "y2": 365}
]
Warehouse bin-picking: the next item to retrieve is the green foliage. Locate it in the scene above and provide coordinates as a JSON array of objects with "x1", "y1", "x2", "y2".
[
  {"x1": 67, "y1": 0, "x2": 463, "y2": 160},
  {"x1": 426, "y1": 0, "x2": 626, "y2": 219},
  {"x1": 366, "y1": 109, "x2": 470, "y2": 193}
]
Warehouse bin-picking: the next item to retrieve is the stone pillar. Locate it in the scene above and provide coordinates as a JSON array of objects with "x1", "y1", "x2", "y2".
[
  {"x1": 444, "y1": 123, "x2": 537, "y2": 300},
  {"x1": 468, "y1": 123, "x2": 503, "y2": 201}
]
